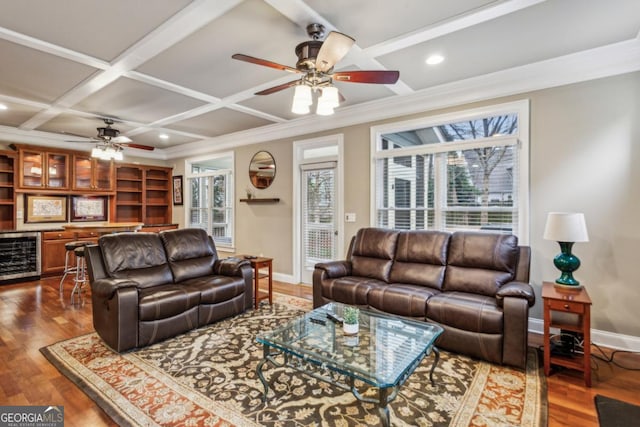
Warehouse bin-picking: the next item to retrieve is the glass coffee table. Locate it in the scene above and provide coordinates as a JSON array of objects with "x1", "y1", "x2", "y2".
[{"x1": 256, "y1": 302, "x2": 443, "y2": 427}]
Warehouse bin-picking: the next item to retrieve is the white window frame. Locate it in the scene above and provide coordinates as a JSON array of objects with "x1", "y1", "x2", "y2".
[
  {"x1": 184, "y1": 151, "x2": 235, "y2": 250},
  {"x1": 370, "y1": 100, "x2": 530, "y2": 244}
]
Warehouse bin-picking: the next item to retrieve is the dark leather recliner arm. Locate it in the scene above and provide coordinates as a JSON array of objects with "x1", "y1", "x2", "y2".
[
  {"x1": 496, "y1": 281, "x2": 536, "y2": 307},
  {"x1": 314, "y1": 260, "x2": 352, "y2": 278},
  {"x1": 91, "y1": 278, "x2": 139, "y2": 299},
  {"x1": 213, "y1": 257, "x2": 250, "y2": 276}
]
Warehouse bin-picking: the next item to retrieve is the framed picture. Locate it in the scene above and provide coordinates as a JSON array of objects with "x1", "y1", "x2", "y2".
[
  {"x1": 71, "y1": 195, "x2": 107, "y2": 222},
  {"x1": 25, "y1": 195, "x2": 67, "y2": 223},
  {"x1": 173, "y1": 175, "x2": 183, "y2": 205}
]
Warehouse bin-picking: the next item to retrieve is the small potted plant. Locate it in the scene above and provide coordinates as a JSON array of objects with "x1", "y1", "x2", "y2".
[{"x1": 342, "y1": 306, "x2": 359, "y2": 335}]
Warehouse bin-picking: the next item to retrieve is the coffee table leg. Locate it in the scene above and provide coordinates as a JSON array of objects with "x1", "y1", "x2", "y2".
[
  {"x1": 256, "y1": 347, "x2": 270, "y2": 402},
  {"x1": 378, "y1": 387, "x2": 391, "y2": 427},
  {"x1": 429, "y1": 346, "x2": 440, "y2": 385}
]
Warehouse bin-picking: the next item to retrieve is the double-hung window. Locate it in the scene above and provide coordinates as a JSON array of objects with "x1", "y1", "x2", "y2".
[
  {"x1": 371, "y1": 101, "x2": 529, "y2": 242},
  {"x1": 186, "y1": 153, "x2": 234, "y2": 248}
]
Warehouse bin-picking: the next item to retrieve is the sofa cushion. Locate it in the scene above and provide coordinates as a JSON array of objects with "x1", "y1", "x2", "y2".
[
  {"x1": 161, "y1": 228, "x2": 217, "y2": 283},
  {"x1": 443, "y1": 232, "x2": 518, "y2": 297},
  {"x1": 99, "y1": 232, "x2": 174, "y2": 288},
  {"x1": 350, "y1": 228, "x2": 399, "y2": 282},
  {"x1": 368, "y1": 284, "x2": 440, "y2": 317},
  {"x1": 318, "y1": 276, "x2": 387, "y2": 306},
  {"x1": 389, "y1": 231, "x2": 450, "y2": 290},
  {"x1": 182, "y1": 275, "x2": 246, "y2": 304},
  {"x1": 426, "y1": 291, "x2": 503, "y2": 334},
  {"x1": 138, "y1": 284, "x2": 201, "y2": 321}
]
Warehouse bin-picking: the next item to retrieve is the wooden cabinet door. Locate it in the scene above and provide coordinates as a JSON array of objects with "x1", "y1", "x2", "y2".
[
  {"x1": 18, "y1": 148, "x2": 69, "y2": 190},
  {"x1": 19, "y1": 150, "x2": 44, "y2": 188},
  {"x1": 72, "y1": 155, "x2": 113, "y2": 191},
  {"x1": 41, "y1": 231, "x2": 75, "y2": 276}
]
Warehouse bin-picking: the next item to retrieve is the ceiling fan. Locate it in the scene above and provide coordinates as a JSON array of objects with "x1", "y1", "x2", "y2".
[
  {"x1": 65, "y1": 118, "x2": 154, "y2": 151},
  {"x1": 232, "y1": 24, "x2": 399, "y2": 113}
]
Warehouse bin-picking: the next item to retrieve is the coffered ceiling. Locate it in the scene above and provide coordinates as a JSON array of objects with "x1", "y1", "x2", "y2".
[{"x1": 0, "y1": 0, "x2": 638, "y2": 160}]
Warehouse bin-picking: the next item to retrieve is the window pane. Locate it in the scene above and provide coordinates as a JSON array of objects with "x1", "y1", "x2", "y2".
[
  {"x1": 375, "y1": 112, "x2": 520, "y2": 236},
  {"x1": 380, "y1": 114, "x2": 518, "y2": 150},
  {"x1": 187, "y1": 156, "x2": 234, "y2": 246}
]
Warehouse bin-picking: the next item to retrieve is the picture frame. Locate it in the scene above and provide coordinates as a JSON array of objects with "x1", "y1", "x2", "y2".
[
  {"x1": 25, "y1": 195, "x2": 67, "y2": 223},
  {"x1": 173, "y1": 175, "x2": 183, "y2": 205},
  {"x1": 70, "y1": 195, "x2": 107, "y2": 222}
]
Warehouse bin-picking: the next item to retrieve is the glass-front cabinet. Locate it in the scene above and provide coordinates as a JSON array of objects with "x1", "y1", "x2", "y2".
[
  {"x1": 18, "y1": 149, "x2": 69, "y2": 189},
  {"x1": 72, "y1": 154, "x2": 113, "y2": 191}
]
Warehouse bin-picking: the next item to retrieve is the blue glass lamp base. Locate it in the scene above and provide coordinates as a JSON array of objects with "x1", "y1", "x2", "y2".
[{"x1": 553, "y1": 242, "x2": 583, "y2": 288}]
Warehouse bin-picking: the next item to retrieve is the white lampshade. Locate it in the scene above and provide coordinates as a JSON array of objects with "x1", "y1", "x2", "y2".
[
  {"x1": 291, "y1": 85, "x2": 312, "y2": 114},
  {"x1": 543, "y1": 212, "x2": 589, "y2": 242}
]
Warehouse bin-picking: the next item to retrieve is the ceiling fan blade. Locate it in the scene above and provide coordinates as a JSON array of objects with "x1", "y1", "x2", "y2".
[
  {"x1": 118, "y1": 143, "x2": 155, "y2": 151},
  {"x1": 255, "y1": 80, "x2": 299, "y2": 95},
  {"x1": 333, "y1": 70, "x2": 400, "y2": 84},
  {"x1": 315, "y1": 31, "x2": 355, "y2": 73},
  {"x1": 112, "y1": 135, "x2": 132, "y2": 143},
  {"x1": 232, "y1": 54, "x2": 301, "y2": 74}
]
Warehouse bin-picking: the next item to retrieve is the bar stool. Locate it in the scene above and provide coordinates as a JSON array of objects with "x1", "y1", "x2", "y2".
[
  {"x1": 59, "y1": 241, "x2": 92, "y2": 298},
  {"x1": 70, "y1": 245, "x2": 88, "y2": 304}
]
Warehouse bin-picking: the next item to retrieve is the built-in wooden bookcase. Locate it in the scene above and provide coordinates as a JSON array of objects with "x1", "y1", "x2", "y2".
[
  {"x1": 113, "y1": 164, "x2": 172, "y2": 225},
  {"x1": 0, "y1": 151, "x2": 16, "y2": 229}
]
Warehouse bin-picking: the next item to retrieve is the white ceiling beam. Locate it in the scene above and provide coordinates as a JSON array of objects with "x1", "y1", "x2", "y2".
[
  {"x1": 0, "y1": 26, "x2": 109, "y2": 70},
  {"x1": 364, "y1": 0, "x2": 549, "y2": 58}
]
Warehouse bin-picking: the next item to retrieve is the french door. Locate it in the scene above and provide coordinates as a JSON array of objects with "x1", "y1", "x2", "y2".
[{"x1": 300, "y1": 162, "x2": 337, "y2": 284}]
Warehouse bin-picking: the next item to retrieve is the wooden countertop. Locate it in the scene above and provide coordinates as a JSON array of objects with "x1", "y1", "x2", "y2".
[{"x1": 62, "y1": 222, "x2": 144, "y2": 233}]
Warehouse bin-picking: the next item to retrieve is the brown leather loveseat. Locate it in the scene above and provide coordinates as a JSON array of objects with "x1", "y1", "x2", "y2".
[
  {"x1": 86, "y1": 228, "x2": 252, "y2": 352},
  {"x1": 313, "y1": 228, "x2": 535, "y2": 369}
]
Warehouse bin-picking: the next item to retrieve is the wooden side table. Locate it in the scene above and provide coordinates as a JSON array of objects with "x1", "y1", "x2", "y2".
[
  {"x1": 542, "y1": 281, "x2": 592, "y2": 386},
  {"x1": 240, "y1": 256, "x2": 273, "y2": 309}
]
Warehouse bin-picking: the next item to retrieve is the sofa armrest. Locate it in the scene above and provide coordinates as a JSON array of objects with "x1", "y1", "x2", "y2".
[
  {"x1": 496, "y1": 281, "x2": 535, "y2": 307},
  {"x1": 314, "y1": 260, "x2": 352, "y2": 278},
  {"x1": 213, "y1": 257, "x2": 250, "y2": 277},
  {"x1": 91, "y1": 278, "x2": 139, "y2": 300}
]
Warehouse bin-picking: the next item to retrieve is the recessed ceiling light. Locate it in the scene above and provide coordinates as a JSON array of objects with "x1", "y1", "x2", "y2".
[
  {"x1": 425, "y1": 54, "x2": 444, "y2": 65},
  {"x1": 159, "y1": 133, "x2": 169, "y2": 140},
  {"x1": 0, "y1": 104, "x2": 8, "y2": 110}
]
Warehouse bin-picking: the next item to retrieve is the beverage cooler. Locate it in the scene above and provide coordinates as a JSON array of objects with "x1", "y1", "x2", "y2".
[{"x1": 0, "y1": 231, "x2": 41, "y2": 283}]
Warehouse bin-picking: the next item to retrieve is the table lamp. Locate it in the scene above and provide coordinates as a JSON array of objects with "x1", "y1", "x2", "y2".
[{"x1": 543, "y1": 212, "x2": 589, "y2": 288}]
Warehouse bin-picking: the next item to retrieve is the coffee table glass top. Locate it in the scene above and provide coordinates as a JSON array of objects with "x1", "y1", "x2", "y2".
[{"x1": 256, "y1": 302, "x2": 443, "y2": 388}]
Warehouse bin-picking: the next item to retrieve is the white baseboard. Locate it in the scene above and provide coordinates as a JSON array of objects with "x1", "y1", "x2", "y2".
[
  {"x1": 528, "y1": 318, "x2": 640, "y2": 352},
  {"x1": 272, "y1": 272, "x2": 297, "y2": 284}
]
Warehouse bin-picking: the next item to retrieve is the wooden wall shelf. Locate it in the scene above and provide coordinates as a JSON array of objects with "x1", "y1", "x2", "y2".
[{"x1": 240, "y1": 198, "x2": 280, "y2": 204}]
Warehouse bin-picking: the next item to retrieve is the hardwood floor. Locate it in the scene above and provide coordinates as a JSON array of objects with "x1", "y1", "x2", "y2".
[{"x1": 0, "y1": 276, "x2": 638, "y2": 426}]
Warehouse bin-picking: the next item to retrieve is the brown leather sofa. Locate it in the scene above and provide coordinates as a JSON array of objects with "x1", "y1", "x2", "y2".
[
  {"x1": 313, "y1": 228, "x2": 535, "y2": 369},
  {"x1": 85, "y1": 228, "x2": 252, "y2": 352}
]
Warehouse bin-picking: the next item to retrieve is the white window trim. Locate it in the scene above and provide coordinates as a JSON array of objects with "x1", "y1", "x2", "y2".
[
  {"x1": 370, "y1": 99, "x2": 530, "y2": 244},
  {"x1": 184, "y1": 151, "x2": 236, "y2": 251}
]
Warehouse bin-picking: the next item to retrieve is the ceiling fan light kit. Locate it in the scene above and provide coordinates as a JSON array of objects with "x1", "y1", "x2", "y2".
[
  {"x1": 65, "y1": 118, "x2": 155, "y2": 160},
  {"x1": 233, "y1": 23, "x2": 399, "y2": 117},
  {"x1": 91, "y1": 145, "x2": 123, "y2": 161}
]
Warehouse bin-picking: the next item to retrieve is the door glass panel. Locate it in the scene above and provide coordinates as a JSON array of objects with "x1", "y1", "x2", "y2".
[
  {"x1": 47, "y1": 153, "x2": 67, "y2": 188},
  {"x1": 74, "y1": 156, "x2": 92, "y2": 189},
  {"x1": 22, "y1": 151, "x2": 43, "y2": 187},
  {"x1": 94, "y1": 159, "x2": 112, "y2": 190},
  {"x1": 302, "y1": 167, "x2": 336, "y2": 282}
]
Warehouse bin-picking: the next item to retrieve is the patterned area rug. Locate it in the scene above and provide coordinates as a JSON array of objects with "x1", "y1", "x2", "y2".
[{"x1": 41, "y1": 294, "x2": 546, "y2": 426}]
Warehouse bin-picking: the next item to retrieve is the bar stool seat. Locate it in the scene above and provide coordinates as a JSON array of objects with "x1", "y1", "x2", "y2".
[
  {"x1": 70, "y1": 245, "x2": 88, "y2": 304},
  {"x1": 59, "y1": 240, "x2": 92, "y2": 298}
]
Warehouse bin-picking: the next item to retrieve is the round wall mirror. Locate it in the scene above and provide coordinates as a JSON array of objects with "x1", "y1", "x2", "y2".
[{"x1": 249, "y1": 151, "x2": 276, "y2": 189}]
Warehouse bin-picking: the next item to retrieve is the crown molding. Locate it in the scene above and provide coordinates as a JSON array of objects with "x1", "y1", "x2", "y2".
[{"x1": 162, "y1": 36, "x2": 640, "y2": 159}]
